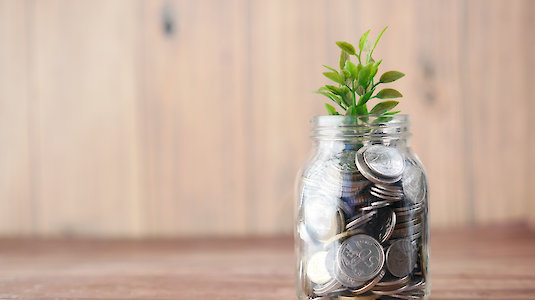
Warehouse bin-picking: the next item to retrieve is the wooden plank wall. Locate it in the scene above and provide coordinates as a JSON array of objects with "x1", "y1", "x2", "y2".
[{"x1": 0, "y1": 0, "x2": 533, "y2": 237}]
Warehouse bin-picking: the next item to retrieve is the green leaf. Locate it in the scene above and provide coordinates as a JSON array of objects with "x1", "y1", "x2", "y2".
[
  {"x1": 369, "y1": 26, "x2": 388, "y2": 60},
  {"x1": 339, "y1": 51, "x2": 349, "y2": 70},
  {"x1": 315, "y1": 89, "x2": 342, "y2": 105},
  {"x1": 356, "y1": 85, "x2": 365, "y2": 96},
  {"x1": 336, "y1": 41, "x2": 356, "y2": 55},
  {"x1": 379, "y1": 71, "x2": 405, "y2": 83},
  {"x1": 359, "y1": 30, "x2": 371, "y2": 51},
  {"x1": 374, "y1": 59, "x2": 383, "y2": 68},
  {"x1": 341, "y1": 70, "x2": 351, "y2": 80},
  {"x1": 323, "y1": 65, "x2": 338, "y2": 73},
  {"x1": 384, "y1": 110, "x2": 400, "y2": 115},
  {"x1": 370, "y1": 59, "x2": 382, "y2": 79},
  {"x1": 357, "y1": 90, "x2": 374, "y2": 106},
  {"x1": 344, "y1": 61, "x2": 359, "y2": 79},
  {"x1": 323, "y1": 72, "x2": 344, "y2": 84},
  {"x1": 375, "y1": 88, "x2": 403, "y2": 99},
  {"x1": 358, "y1": 64, "x2": 372, "y2": 88},
  {"x1": 370, "y1": 100, "x2": 399, "y2": 114},
  {"x1": 340, "y1": 86, "x2": 353, "y2": 107},
  {"x1": 355, "y1": 104, "x2": 368, "y2": 115},
  {"x1": 345, "y1": 105, "x2": 357, "y2": 116},
  {"x1": 325, "y1": 85, "x2": 342, "y2": 95},
  {"x1": 325, "y1": 103, "x2": 340, "y2": 115}
]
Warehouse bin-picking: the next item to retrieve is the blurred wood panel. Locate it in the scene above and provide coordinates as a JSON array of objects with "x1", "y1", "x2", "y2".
[
  {"x1": 0, "y1": 0, "x2": 33, "y2": 234},
  {"x1": 139, "y1": 0, "x2": 250, "y2": 235},
  {"x1": 29, "y1": 0, "x2": 143, "y2": 236},
  {"x1": 526, "y1": 0, "x2": 535, "y2": 227},
  {"x1": 0, "y1": 0, "x2": 533, "y2": 236},
  {"x1": 464, "y1": 0, "x2": 530, "y2": 225}
]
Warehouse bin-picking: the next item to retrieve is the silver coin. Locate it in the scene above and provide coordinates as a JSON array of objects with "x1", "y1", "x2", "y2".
[
  {"x1": 374, "y1": 183, "x2": 403, "y2": 193},
  {"x1": 307, "y1": 251, "x2": 333, "y2": 284},
  {"x1": 314, "y1": 278, "x2": 342, "y2": 296},
  {"x1": 355, "y1": 148, "x2": 401, "y2": 184},
  {"x1": 360, "y1": 200, "x2": 391, "y2": 211},
  {"x1": 349, "y1": 270, "x2": 385, "y2": 295},
  {"x1": 379, "y1": 210, "x2": 397, "y2": 243},
  {"x1": 386, "y1": 239, "x2": 417, "y2": 277},
  {"x1": 337, "y1": 235, "x2": 385, "y2": 282},
  {"x1": 325, "y1": 246, "x2": 338, "y2": 277},
  {"x1": 370, "y1": 186, "x2": 404, "y2": 198},
  {"x1": 332, "y1": 149, "x2": 360, "y2": 173},
  {"x1": 362, "y1": 145, "x2": 405, "y2": 178},
  {"x1": 374, "y1": 275, "x2": 410, "y2": 289},
  {"x1": 393, "y1": 202, "x2": 424, "y2": 213},
  {"x1": 402, "y1": 160, "x2": 426, "y2": 204},
  {"x1": 334, "y1": 267, "x2": 367, "y2": 288},
  {"x1": 391, "y1": 223, "x2": 422, "y2": 239},
  {"x1": 395, "y1": 218, "x2": 421, "y2": 230},
  {"x1": 395, "y1": 205, "x2": 424, "y2": 218},
  {"x1": 369, "y1": 189, "x2": 403, "y2": 201},
  {"x1": 304, "y1": 195, "x2": 344, "y2": 241},
  {"x1": 346, "y1": 211, "x2": 377, "y2": 230},
  {"x1": 350, "y1": 190, "x2": 374, "y2": 206}
]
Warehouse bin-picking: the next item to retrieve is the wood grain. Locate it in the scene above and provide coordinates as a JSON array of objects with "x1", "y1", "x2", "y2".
[
  {"x1": 0, "y1": 225, "x2": 534, "y2": 299},
  {"x1": 0, "y1": 0, "x2": 534, "y2": 236}
]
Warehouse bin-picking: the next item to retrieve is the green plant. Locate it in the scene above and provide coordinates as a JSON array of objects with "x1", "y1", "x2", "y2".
[{"x1": 316, "y1": 27, "x2": 405, "y2": 116}]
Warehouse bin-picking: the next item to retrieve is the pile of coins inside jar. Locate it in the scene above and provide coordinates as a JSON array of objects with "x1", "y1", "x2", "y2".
[{"x1": 298, "y1": 144, "x2": 428, "y2": 300}]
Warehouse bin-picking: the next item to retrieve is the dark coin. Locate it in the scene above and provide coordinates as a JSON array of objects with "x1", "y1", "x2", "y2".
[{"x1": 386, "y1": 239, "x2": 417, "y2": 277}]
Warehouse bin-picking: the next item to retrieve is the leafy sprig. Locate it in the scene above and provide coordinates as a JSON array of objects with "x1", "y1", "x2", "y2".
[{"x1": 316, "y1": 27, "x2": 405, "y2": 116}]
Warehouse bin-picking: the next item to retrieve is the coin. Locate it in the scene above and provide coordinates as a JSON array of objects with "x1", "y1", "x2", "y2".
[
  {"x1": 355, "y1": 147, "x2": 402, "y2": 184},
  {"x1": 373, "y1": 275, "x2": 410, "y2": 291},
  {"x1": 360, "y1": 200, "x2": 390, "y2": 211},
  {"x1": 391, "y1": 223, "x2": 422, "y2": 239},
  {"x1": 333, "y1": 149, "x2": 360, "y2": 172},
  {"x1": 402, "y1": 160, "x2": 426, "y2": 204},
  {"x1": 362, "y1": 145, "x2": 404, "y2": 178},
  {"x1": 370, "y1": 186, "x2": 404, "y2": 198},
  {"x1": 337, "y1": 235, "x2": 385, "y2": 282},
  {"x1": 307, "y1": 251, "x2": 332, "y2": 284},
  {"x1": 349, "y1": 269, "x2": 385, "y2": 295},
  {"x1": 386, "y1": 239, "x2": 417, "y2": 277},
  {"x1": 379, "y1": 210, "x2": 397, "y2": 243},
  {"x1": 324, "y1": 246, "x2": 338, "y2": 277},
  {"x1": 313, "y1": 278, "x2": 342, "y2": 296},
  {"x1": 334, "y1": 266, "x2": 367, "y2": 288},
  {"x1": 374, "y1": 183, "x2": 403, "y2": 193},
  {"x1": 304, "y1": 195, "x2": 344, "y2": 241},
  {"x1": 346, "y1": 211, "x2": 377, "y2": 230},
  {"x1": 395, "y1": 218, "x2": 421, "y2": 230},
  {"x1": 338, "y1": 295, "x2": 379, "y2": 300},
  {"x1": 324, "y1": 228, "x2": 366, "y2": 247},
  {"x1": 369, "y1": 189, "x2": 403, "y2": 201}
]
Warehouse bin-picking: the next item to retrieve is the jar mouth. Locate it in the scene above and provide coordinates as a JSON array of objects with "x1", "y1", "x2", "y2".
[{"x1": 311, "y1": 114, "x2": 411, "y2": 140}]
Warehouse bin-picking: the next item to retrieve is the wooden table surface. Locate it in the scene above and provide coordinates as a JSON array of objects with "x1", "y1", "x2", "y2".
[{"x1": 1, "y1": 224, "x2": 534, "y2": 300}]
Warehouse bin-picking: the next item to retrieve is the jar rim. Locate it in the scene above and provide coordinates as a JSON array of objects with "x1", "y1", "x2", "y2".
[{"x1": 310, "y1": 114, "x2": 411, "y2": 140}]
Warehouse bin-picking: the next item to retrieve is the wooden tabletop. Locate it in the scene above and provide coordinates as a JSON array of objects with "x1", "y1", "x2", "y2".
[{"x1": 1, "y1": 224, "x2": 534, "y2": 299}]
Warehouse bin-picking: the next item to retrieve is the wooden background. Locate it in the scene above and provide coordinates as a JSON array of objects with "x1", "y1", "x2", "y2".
[{"x1": 0, "y1": 0, "x2": 533, "y2": 237}]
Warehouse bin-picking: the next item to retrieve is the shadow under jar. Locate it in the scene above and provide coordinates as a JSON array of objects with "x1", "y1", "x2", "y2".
[{"x1": 295, "y1": 115, "x2": 430, "y2": 300}]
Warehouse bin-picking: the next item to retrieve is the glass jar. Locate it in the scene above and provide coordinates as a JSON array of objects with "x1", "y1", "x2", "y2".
[{"x1": 295, "y1": 115, "x2": 430, "y2": 300}]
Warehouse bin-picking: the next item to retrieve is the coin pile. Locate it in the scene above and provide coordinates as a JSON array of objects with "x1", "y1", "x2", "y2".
[{"x1": 298, "y1": 144, "x2": 428, "y2": 299}]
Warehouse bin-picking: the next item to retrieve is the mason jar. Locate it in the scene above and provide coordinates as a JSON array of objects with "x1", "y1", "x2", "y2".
[{"x1": 295, "y1": 115, "x2": 430, "y2": 300}]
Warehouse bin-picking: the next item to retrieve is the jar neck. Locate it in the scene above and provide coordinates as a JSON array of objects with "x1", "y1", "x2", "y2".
[{"x1": 310, "y1": 115, "x2": 411, "y2": 148}]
